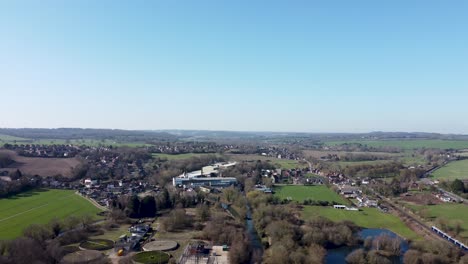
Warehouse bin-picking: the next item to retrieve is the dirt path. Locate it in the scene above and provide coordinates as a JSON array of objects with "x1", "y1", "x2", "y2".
[{"x1": 75, "y1": 192, "x2": 108, "y2": 211}]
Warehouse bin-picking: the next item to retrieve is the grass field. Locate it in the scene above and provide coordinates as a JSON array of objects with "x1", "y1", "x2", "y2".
[
  {"x1": 324, "y1": 140, "x2": 468, "y2": 150},
  {"x1": 0, "y1": 134, "x2": 29, "y2": 142},
  {"x1": 274, "y1": 185, "x2": 349, "y2": 204},
  {"x1": 431, "y1": 159, "x2": 468, "y2": 180},
  {"x1": 152, "y1": 153, "x2": 218, "y2": 160},
  {"x1": 403, "y1": 203, "x2": 468, "y2": 238},
  {"x1": 228, "y1": 154, "x2": 307, "y2": 169},
  {"x1": 0, "y1": 189, "x2": 103, "y2": 239},
  {"x1": 0, "y1": 136, "x2": 149, "y2": 147},
  {"x1": 302, "y1": 206, "x2": 420, "y2": 240}
]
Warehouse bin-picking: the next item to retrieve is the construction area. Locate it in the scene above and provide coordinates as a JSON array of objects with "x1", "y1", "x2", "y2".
[{"x1": 178, "y1": 242, "x2": 229, "y2": 264}]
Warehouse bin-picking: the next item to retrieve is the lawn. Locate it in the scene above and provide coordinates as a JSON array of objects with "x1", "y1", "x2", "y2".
[
  {"x1": 324, "y1": 140, "x2": 468, "y2": 150},
  {"x1": 431, "y1": 159, "x2": 468, "y2": 180},
  {"x1": 0, "y1": 189, "x2": 103, "y2": 239},
  {"x1": 403, "y1": 203, "x2": 468, "y2": 238},
  {"x1": 302, "y1": 206, "x2": 420, "y2": 240},
  {"x1": 274, "y1": 185, "x2": 349, "y2": 204}
]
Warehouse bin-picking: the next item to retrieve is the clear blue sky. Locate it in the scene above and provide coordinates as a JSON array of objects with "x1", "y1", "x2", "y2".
[{"x1": 1, "y1": 1, "x2": 467, "y2": 133}]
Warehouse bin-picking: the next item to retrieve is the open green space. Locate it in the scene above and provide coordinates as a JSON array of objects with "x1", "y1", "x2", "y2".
[
  {"x1": 133, "y1": 251, "x2": 170, "y2": 264},
  {"x1": 152, "y1": 153, "x2": 218, "y2": 160},
  {"x1": 403, "y1": 203, "x2": 468, "y2": 238},
  {"x1": 0, "y1": 189, "x2": 103, "y2": 239},
  {"x1": 274, "y1": 185, "x2": 349, "y2": 204},
  {"x1": 228, "y1": 154, "x2": 306, "y2": 169},
  {"x1": 324, "y1": 139, "x2": 468, "y2": 150},
  {"x1": 335, "y1": 160, "x2": 393, "y2": 167},
  {"x1": 0, "y1": 134, "x2": 29, "y2": 142},
  {"x1": 79, "y1": 239, "x2": 114, "y2": 250},
  {"x1": 302, "y1": 206, "x2": 420, "y2": 240},
  {"x1": 273, "y1": 159, "x2": 307, "y2": 169},
  {"x1": 0, "y1": 136, "x2": 149, "y2": 147},
  {"x1": 431, "y1": 159, "x2": 468, "y2": 180}
]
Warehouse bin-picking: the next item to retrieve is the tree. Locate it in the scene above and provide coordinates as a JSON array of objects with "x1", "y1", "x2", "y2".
[
  {"x1": 48, "y1": 218, "x2": 62, "y2": 237},
  {"x1": 126, "y1": 195, "x2": 141, "y2": 217},
  {"x1": 345, "y1": 248, "x2": 366, "y2": 264},
  {"x1": 451, "y1": 179, "x2": 465, "y2": 194},
  {"x1": 229, "y1": 233, "x2": 251, "y2": 264},
  {"x1": 140, "y1": 196, "x2": 157, "y2": 217},
  {"x1": 23, "y1": 224, "x2": 52, "y2": 244},
  {"x1": 196, "y1": 204, "x2": 210, "y2": 222}
]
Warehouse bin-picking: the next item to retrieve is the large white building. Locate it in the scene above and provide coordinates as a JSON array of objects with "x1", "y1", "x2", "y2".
[{"x1": 172, "y1": 162, "x2": 237, "y2": 187}]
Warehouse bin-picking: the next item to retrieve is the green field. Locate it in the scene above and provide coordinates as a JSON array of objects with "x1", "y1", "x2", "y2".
[
  {"x1": 0, "y1": 134, "x2": 29, "y2": 142},
  {"x1": 0, "y1": 189, "x2": 103, "y2": 239},
  {"x1": 431, "y1": 160, "x2": 468, "y2": 180},
  {"x1": 404, "y1": 203, "x2": 468, "y2": 238},
  {"x1": 302, "y1": 206, "x2": 420, "y2": 240},
  {"x1": 272, "y1": 159, "x2": 307, "y2": 169},
  {"x1": 325, "y1": 139, "x2": 468, "y2": 150},
  {"x1": 152, "y1": 153, "x2": 218, "y2": 160},
  {"x1": 274, "y1": 185, "x2": 349, "y2": 204},
  {"x1": 228, "y1": 154, "x2": 306, "y2": 169},
  {"x1": 0, "y1": 135, "x2": 149, "y2": 147}
]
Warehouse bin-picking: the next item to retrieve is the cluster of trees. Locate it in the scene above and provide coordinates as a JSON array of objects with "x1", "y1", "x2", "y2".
[
  {"x1": 247, "y1": 191, "x2": 360, "y2": 264},
  {"x1": 0, "y1": 172, "x2": 42, "y2": 198},
  {"x1": 0, "y1": 152, "x2": 14, "y2": 168},
  {"x1": 201, "y1": 209, "x2": 253, "y2": 264},
  {"x1": 121, "y1": 195, "x2": 157, "y2": 218},
  {"x1": 161, "y1": 208, "x2": 192, "y2": 232},
  {"x1": 448, "y1": 179, "x2": 466, "y2": 194},
  {"x1": 0, "y1": 215, "x2": 106, "y2": 264},
  {"x1": 346, "y1": 234, "x2": 403, "y2": 264},
  {"x1": 403, "y1": 240, "x2": 466, "y2": 264}
]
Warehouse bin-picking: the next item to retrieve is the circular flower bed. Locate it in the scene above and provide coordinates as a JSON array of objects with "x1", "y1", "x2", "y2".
[
  {"x1": 79, "y1": 239, "x2": 114, "y2": 251},
  {"x1": 132, "y1": 251, "x2": 171, "y2": 264}
]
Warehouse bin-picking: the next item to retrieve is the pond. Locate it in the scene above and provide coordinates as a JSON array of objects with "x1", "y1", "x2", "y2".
[{"x1": 325, "y1": 228, "x2": 409, "y2": 264}]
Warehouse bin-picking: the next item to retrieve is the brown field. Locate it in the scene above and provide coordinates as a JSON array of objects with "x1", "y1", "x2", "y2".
[
  {"x1": 0, "y1": 149, "x2": 81, "y2": 177},
  {"x1": 399, "y1": 192, "x2": 442, "y2": 206}
]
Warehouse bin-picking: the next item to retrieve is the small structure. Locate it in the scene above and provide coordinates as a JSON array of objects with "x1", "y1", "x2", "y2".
[{"x1": 334, "y1": 205, "x2": 347, "y2": 209}]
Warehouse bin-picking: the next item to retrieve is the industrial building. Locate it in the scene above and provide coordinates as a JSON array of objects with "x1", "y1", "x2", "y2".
[{"x1": 172, "y1": 162, "x2": 237, "y2": 187}]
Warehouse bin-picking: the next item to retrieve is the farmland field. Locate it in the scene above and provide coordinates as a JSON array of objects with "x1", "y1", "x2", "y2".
[
  {"x1": 152, "y1": 153, "x2": 219, "y2": 160},
  {"x1": 403, "y1": 203, "x2": 468, "y2": 238},
  {"x1": 0, "y1": 189, "x2": 102, "y2": 239},
  {"x1": 431, "y1": 159, "x2": 468, "y2": 180},
  {"x1": 0, "y1": 136, "x2": 149, "y2": 147},
  {"x1": 0, "y1": 149, "x2": 81, "y2": 177},
  {"x1": 302, "y1": 206, "x2": 420, "y2": 240},
  {"x1": 228, "y1": 154, "x2": 307, "y2": 169},
  {"x1": 324, "y1": 139, "x2": 468, "y2": 150},
  {"x1": 274, "y1": 185, "x2": 349, "y2": 204}
]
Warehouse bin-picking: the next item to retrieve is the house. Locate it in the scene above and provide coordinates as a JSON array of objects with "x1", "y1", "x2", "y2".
[
  {"x1": 340, "y1": 186, "x2": 360, "y2": 198},
  {"x1": 84, "y1": 178, "x2": 98, "y2": 188}
]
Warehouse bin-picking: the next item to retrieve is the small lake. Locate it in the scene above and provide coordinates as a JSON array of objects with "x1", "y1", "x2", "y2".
[{"x1": 325, "y1": 229, "x2": 409, "y2": 264}]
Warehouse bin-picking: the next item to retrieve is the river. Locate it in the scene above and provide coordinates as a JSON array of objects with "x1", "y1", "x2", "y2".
[
  {"x1": 245, "y1": 203, "x2": 264, "y2": 263},
  {"x1": 325, "y1": 228, "x2": 409, "y2": 264}
]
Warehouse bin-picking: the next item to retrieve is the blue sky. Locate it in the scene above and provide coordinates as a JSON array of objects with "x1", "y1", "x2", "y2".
[{"x1": 1, "y1": 1, "x2": 467, "y2": 133}]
